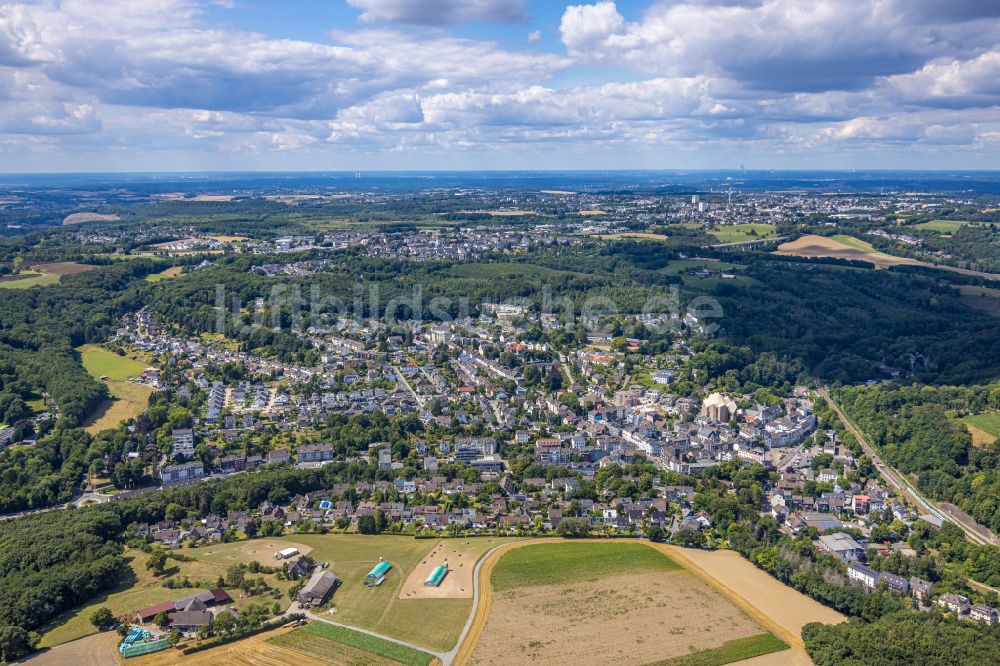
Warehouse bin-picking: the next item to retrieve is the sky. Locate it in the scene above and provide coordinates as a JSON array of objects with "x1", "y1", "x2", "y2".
[{"x1": 0, "y1": 0, "x2": 998, "y2": 172}]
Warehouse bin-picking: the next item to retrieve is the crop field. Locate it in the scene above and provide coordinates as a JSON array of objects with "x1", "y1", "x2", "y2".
[
  {"x1": 489, "y1": 541, "x2": 680, "y2": 590},
  {"x1": 132, "y1": 626, "x2": 332, "y2": 666},
  {"x1": 0, "y1": 261, "x2": 95, "y2": 289},
  {"x1": 964, "y1": 412, "x2": 1000, "y2": 447},
  {"x1": 21, "y1": 631, "x2": 121, "y2": 666},
  {"x1": 0, "y1": 271, "x2": 61, "y2": 289},
  {"x1": 78, "y1": 345, "x2": 153, "y2": 434},
  {"x1": 269, "y1": 622, "x2": 435, "y2": 666},
  {"x1": 708, "y1": 223, "x2": 776, "y2": 244},
  {"x1": 774, "y1": 235, "x2": 919, "y2": 268},
  {"x1": 657, "y1": 545, "x2": 845, "y2": 652},
  {"x1": 776, "y1": 234, "x2": 1000, "y2": 280},
  {"x1": 289, "y1": 535, "x2": 515, "y2": 652},
  {"x1": 468, "y1": 541, "x2": 780, "y2": 666}
]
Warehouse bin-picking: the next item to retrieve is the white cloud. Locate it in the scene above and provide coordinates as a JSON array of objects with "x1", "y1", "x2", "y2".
[
  {"x1": 0, "y1": 0, "x2": 997, "y2": 168},
  {"x1": 886, "y1": 50, "x2": 1000, "y2": 107},
  {"x1": 347, "y1": 0, "x2": 527, "y2": 25},
  {"x1": 559, "y1": 0, "x2": 1000, "y2": 92}
]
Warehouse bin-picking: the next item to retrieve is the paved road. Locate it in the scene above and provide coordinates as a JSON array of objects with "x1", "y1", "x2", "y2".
[
  {"x1": 815, "y1": 379, "x2": 998, "y2": 547},
  {"x1": 393, "y1": 365, "x2": 427, "y2": 408}
]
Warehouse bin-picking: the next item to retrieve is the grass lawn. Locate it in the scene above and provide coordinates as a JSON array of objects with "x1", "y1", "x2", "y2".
[
  {"x1": 646, "y1": 633, "x2": 789, "y2": 666},
  {"x1": 491, "y1": 541, "x2": 680, "y2": 591},
  {"x1": 78, "y1": 344, "x2": 154, "y2": 433},
  {"x1": 291, "y1": 534, "x2": 515, "y2": 652},
  {"x1": 269, "y1": 622, "x2": 434, "y2": 666},
  {"x1": 37, "y1": 549, "x2": 251, "y2": 648},
  {"x1": 79, "y1": 344, "x2": 148, "y2": 380},
  {"x1": 708, "y1": 223, "x2": 776, "y2": 244},
  {"x1": 0, "y1": 271, "x2": 61, "y2": 289},
  {"x1": 964, "y1": 412, "x2": 1000, "y2": 447},
  {"x1": 914, "y1": 220, "x2": 968, "y2": 233}
]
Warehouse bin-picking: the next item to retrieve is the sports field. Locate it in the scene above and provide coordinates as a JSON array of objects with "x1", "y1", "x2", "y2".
[
  {"x1": 467, "y1": 541, "x2": 786, "y2": 666},
  {"x1": 78, "y1": 345, "x2": 154, "y2": 434}
]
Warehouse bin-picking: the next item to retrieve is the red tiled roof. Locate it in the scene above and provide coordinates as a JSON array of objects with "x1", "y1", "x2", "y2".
[{"x1": 136, "y1": 601, "x2": 175, "y2": 621}]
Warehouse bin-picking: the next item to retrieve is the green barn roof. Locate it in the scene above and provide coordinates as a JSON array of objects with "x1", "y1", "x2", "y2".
[{"x1": 366, "y1": 560, "x2": 391, "y2": 579}]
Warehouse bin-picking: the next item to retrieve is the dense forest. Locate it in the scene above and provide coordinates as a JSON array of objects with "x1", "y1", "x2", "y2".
[
  {"x1": 710, "y1": 258, "x2": 1000, "y2": 385},
  {"x1": 834, "y1": 383, "x2": 1000, "y2": 534},
  {"x1": 803, "y1": 613, "x2": 1000, "y2": 666}
]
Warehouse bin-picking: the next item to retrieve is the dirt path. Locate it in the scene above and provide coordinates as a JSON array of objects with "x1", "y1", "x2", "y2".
[{"x1": 18, "y1": 631, "x2": 121, "y2": 666}]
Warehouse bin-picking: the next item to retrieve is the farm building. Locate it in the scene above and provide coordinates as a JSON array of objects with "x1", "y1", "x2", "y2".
[
  {"x1": 297, "y1": 570, "x2": 340, "y2": 606},
  {"x1": 365, "y1": 560, "x2": 392, "y2": 587},
  {"x1": 275, "y1": 547, "x2": 300, "y2": 560},
  {"x1": 424, "y1": 565, "x2": 448, "y2": 587}
]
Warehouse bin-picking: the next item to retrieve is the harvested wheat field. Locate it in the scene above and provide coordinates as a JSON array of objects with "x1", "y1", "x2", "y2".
[
  {"x1": 470, "y1": 571, "x2": 762, "y2": 665},
  {"x1": 399, "y1": 541, "x2": 473, "y2": 600},
  {"x1": 774, "y1": 235, "x2": 919, "y2": 269},
  {"x1": 776, "y1": 235, "x2": 1000, "y2": 280},
  {"x1": 656, "y1": 545, "x2": 846, "y2": 645},
  {"x1": 467, "y1": 541, "x2": 782, "y2": 666}
]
